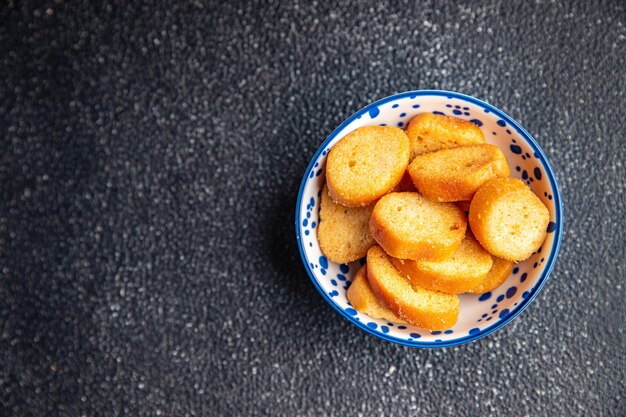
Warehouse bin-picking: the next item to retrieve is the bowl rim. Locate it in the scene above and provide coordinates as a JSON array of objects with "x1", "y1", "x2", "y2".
[{"x1": 294, "y1": 89, "x2": 564, "y2": 348}]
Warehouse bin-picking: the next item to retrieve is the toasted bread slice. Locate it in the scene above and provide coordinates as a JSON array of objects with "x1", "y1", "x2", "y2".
[
  {"x1": 366, "y1": 246, "x2": 460, "y2": 330},
  {"x1": 469, "y1": 178, "x2": 549, "y2": 261},
  {"x1": 390, "y1": 234, "x2": 493, "y2": 294},
  {"x1": 405, "y1": 113, "x2": 485, "y2": 160},
  {"x1": 466, "y1": 257, "x2": 515, "y2": 294},
  {"x1": 318, "y1": 185, "x2": 375, "y2": 264},
  {"x1": 369, "y1": 192, "x2": 467, "y2": 261},
  {"x1": 408, "y1": 144, "x2": 510, "y2": 202},
  {"x1": 326, "y1": 126, "x2": 410, "y2": 207},
  {"x1": 346, "y1": 265, "x2": 406, "y2": 323}
]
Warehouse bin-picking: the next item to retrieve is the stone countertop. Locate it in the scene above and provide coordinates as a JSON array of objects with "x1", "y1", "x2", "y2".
[{"x1": 1, "y1": 1, "x2": 623, "y2": 416}]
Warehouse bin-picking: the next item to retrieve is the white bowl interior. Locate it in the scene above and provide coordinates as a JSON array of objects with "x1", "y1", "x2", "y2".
[{"x1": 297, "y1": 91, "x2": 561, "y2": 347}]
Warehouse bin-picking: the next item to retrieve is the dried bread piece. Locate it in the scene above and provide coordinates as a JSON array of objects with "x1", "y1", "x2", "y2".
[
  {"x1": 405, "y1": 113, "x2": 485, "y2": 160},
  {"x1": 326, "y1": 126, "x2": 409, "y2": 207},
  {"x1": 346, "y1": 265, "x2": 406, "y2": 323},
  {"x1": 318, "y1": 185, "x2": 375, "y2": 264},
  {"x1": 390, "y1": 234, "x2": 493, "y2": 294},
  {"x1": 366, "y1": 246, "x2": 460, "y2": 330},
  {"x1": 369, "y1": 192, "x2": 467, "y2": 261},
  {"x1": 469, "y1": 178, "x2": 549, "y2": 261},
  {"x1": 408, "y1": 144, "x2": 510, "y2": 202}
]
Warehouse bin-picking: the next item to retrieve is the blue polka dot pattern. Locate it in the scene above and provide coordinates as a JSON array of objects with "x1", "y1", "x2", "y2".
[{"x1": 478, "y1": 292, "x2": 492, "y2": 301}]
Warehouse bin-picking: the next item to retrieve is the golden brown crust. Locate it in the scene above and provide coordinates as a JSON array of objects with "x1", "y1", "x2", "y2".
[
  {"x1": 346, "y1": 265, "x2": 406, "y2": 323},
  {"x1": 369, "y1": 192, "x2": 467, "y2": 260},
  {"x1": 326, "y1": 126, "x2": 409, "y2": 207},
  {"x1": 390, "y1": 234, "x2": 493, "y2": 294},
  {"x1": 469, "y1": 178, "x2": 550, "y2": 261},
  {"x1": 318, "y1": 185, "x2": 376, "y2": 264},
  {"x1": 405, "y1": 113, "x2": 485, "y2": 160},
  {"x1": 407, "y1": 144, "x2": 510, "y2": 202},
  {"x1": 466, "y1": 257, "x2": 515, "y2": 294},
  {"x1": 366, "y1": 246, "x2": 460, "y2": 330}
]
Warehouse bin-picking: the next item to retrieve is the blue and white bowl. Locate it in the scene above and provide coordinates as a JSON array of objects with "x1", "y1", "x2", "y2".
[{"x1": 295, "y1": 90, "x2": 563, "y2": 348}]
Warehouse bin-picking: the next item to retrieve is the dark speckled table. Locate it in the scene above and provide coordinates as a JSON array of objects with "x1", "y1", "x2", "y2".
[{"x1": 1, "y1": 1, "x2": 624, "y2": 416}]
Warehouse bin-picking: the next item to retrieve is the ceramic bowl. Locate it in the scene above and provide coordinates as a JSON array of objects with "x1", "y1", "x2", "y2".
[{"x1": 295, "y1": 90, "x2": 563, "y2": 347}]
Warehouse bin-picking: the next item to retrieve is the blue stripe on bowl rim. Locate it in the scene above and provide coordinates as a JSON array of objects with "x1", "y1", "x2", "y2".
[{"x1": 294, "y1": 89, "x2": 564, "y2": 348}]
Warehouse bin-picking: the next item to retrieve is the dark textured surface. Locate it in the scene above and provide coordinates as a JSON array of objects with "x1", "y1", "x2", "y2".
[{"x1": 1, "y1": 1, "x2": 624, "y2": 416}]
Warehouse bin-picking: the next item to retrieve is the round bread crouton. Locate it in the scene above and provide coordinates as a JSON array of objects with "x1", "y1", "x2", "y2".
[
  {"x1": 405, "y1": 113, "x2": 485, "y2": 160},
  {"x1": 318, "y1": 185, "x2": 376, "y2": 264},
  {"x1": 407, "y1": 144, "x2": 510, "y2": 202},
  {"x1": 369, "y1": 192, "x2": 467, "y2": 261},
  {"x1": 469, "y1": 178, "x2": 549, "y2": 261},
  {"x1": 326, "y1": 126, "x2": 409, "y2": 207}
]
